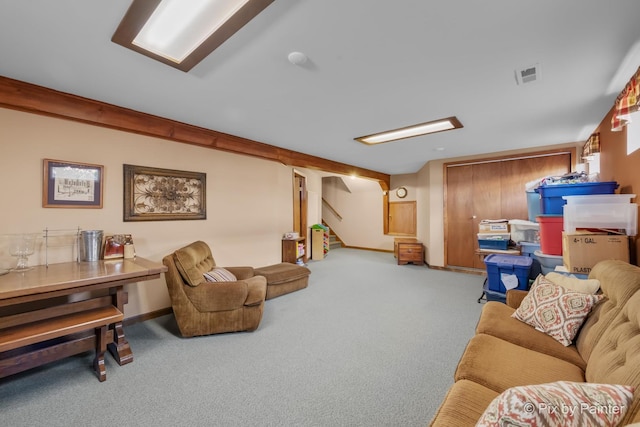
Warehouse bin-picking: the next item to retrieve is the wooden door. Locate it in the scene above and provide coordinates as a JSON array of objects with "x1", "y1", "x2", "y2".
[
  {"x1": 293, "y1": 173, "x2": 307, "y2": 261},
  {"x1": 445, "y1": 165, "x2": 474, "y2": 268},
  {"x1": 446, "y1": 152, "x2": 571, "y2": 269},
  {"x1": 447, "y1": 162, "x2": 501, "y2": 269},
  {"x1": 389, "y1": 201, "x2": 417, "y2": 236},
  {"x1": 499, "y1": 155, "x2": 568, "y2": 220}
]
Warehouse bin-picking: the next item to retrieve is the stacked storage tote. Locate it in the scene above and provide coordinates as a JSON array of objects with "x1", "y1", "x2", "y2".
[
  {"x1": 561, "y1": 194, "x2": 635, "y2": 275},
  {"x1": 534, "y1": 181, "x2": 619, "y2": 275}
]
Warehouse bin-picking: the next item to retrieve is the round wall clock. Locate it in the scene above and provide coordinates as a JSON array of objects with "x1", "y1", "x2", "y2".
[{"x1": 396, "y1": 186, "x2": 407, "y2": 198}]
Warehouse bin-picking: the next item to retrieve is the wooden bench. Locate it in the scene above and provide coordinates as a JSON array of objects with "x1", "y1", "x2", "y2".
[{"x1": 0, "y1": 297, "x2": 123, "y2": 382}]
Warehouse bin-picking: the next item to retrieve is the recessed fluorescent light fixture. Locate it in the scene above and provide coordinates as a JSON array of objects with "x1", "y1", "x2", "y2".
[
  {"x1": 355, "y1": 116, "x2": 463, "y2": 145},
  {"x1": 112, "y1": 0, "x2": 275, "y2": 72}
]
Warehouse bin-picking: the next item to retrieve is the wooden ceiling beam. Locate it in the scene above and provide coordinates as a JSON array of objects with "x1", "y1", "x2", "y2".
[{"x1": 0, "y1": 76, "x2": 390, "y2": 187}]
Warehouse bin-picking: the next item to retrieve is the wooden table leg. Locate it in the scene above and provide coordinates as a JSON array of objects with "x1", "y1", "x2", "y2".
[
  {"x1": 94, "y1": 325, "x2": 107, "y2": 382},
  {"x1": 108, "y1": 287, "x2": 134, "y2": 365}
]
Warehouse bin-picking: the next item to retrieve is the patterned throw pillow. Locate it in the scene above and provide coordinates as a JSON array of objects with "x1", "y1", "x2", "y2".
[
  {"x1": 203, "y1": 267, "x2": 237, "y2": 282},
  {"x1": 476, "y1": 381, "x2": 634, "y2": 427},
  {"x1": 511, "y1": 275, "x2": 604, "y2": 346}
]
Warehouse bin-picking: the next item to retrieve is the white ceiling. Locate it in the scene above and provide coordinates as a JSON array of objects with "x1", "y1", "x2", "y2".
[{"x1": 2, "y1": 1, "x2": 640, "y2": 175}]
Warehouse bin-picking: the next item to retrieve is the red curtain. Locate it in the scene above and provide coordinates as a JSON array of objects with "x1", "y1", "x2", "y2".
[
  {"x1": 582, "y1": 133, "x2": 600, "y2": 158},
  {"x1": 612, "y1": 66, "x2": 640, "y2": 131}
]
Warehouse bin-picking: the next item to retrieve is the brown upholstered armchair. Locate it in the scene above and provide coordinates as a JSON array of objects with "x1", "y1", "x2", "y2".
[{"x1": 162, "y1": 241, "x2": 267, "y2": 337}]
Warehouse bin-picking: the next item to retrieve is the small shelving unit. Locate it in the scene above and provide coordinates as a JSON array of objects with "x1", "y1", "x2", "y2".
[
  {"x1": 311, "y1": 225, "x2": 330, "y2": 260},
  {"x1": 282, "y1": 237, "x2": 306, "y2": 264}
]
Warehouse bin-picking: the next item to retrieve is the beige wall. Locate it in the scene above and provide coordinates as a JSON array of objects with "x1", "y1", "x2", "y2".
[
  {"x1": 416, "y1": 162, "x2": 442, "y2": 266},
  {"x1": 0, "y1": 107, "x2": 295, "y2": 318},
  {"x1": 389, "y1": 174, "x2": 418, "y2": 203},
  {"x1": 322, "y1": 176, "x2": 395, "y2": 250},
  {"x1": 2, "y1": 105, "x2": 615, "y2": 319}
]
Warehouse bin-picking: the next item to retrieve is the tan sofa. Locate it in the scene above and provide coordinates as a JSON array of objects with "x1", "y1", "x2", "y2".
[{"x1": 430, "y1": 259, "x2": 640, "y2": 426}]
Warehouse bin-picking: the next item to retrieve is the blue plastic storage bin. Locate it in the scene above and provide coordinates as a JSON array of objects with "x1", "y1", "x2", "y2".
[
  {"x1": 535, "y1": 181, "x2": 618, "y2": 215},
  {"x1": 484, "y1": 254, "x2": 533, "y2": 293},
  {"x1": 519, "y1": 242, "x2": 542, "y2": 279},
  {"x1": 478, "y1": 238, "x2": 509, "y2": 250},
  {"x1": 526, "y1": 190, "x2": 541, "y2": 222},
  {"x1": 483, "y1": 281, "x2": 506, "y2": 303},
  {"x1": 519, "y1": 241, "x2": 540, "y2": 257}
]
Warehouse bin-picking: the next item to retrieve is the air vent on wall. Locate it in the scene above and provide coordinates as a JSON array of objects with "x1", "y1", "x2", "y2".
[{"x1": 515, "y1": 63, "x2": 541, "y2": 85}]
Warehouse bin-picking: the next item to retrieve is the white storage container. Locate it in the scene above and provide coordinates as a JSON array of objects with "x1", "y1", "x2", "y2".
[
  {"x1": 508, "y1": 219, "x2": 540, "y2": 243},
  {"x1": 562, "y1": 194, "x2": 635, "y2": 204},
  {"x1": 563, "y1": 203, "x2": 638, "y2": 236}
]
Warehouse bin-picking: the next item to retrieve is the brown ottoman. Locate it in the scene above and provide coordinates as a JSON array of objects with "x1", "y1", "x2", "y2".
[{"x1": 254, "y1": 263, "x2": 311, "y2": 300}]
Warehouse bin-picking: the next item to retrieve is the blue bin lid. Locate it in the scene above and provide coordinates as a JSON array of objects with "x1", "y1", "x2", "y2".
[
  {"x1": 534, "y1": 181, "x2": 618, "y2": 193},
  {"x1": 484, "y1": 254, "x2": 533, "y2": 267},
  {"x1": 519, "y1": 242, "x2": 540, "y2": 249}
]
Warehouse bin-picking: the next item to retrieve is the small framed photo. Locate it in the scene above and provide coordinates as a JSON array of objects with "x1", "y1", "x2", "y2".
[
  {"x1": 43, "y1": 159, "x2": 104, "y2": 208},
  {"x1": 103, "y1": 234, "x2": 132, "y2": 259},
  {"x1": 123, "y1": 164, "x2": 206, "y2": 221}
]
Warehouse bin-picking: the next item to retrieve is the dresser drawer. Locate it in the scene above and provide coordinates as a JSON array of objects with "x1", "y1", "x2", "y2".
[{"x1": 397, "y1": 243, "x2": 424, "y2": 265}]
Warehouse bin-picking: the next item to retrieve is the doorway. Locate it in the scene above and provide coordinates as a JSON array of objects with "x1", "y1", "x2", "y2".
[{"x1": 293, "y1": 172, "x2": 308, "y2": 254}]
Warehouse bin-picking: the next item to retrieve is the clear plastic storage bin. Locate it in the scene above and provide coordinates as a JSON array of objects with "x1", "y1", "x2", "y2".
[
  {"x1": 563, "y1": 203, "x2": 638, "y2": 236},
  {"x1": 534, "y1": 250, "x2": 564, "y2": 275},
  {"x1": 562, "y1": 194, "x2": 635, "y2": 204},
  {"x1": 509, "y1": 219, "x2": 540, "y2": 243}
]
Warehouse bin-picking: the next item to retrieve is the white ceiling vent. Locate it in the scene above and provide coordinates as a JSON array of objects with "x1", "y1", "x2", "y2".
[{"x1": 515, "y1": 63, "x2": 541, "y2": 85}]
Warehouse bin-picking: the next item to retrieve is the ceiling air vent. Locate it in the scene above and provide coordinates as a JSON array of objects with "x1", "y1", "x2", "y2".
[{"x1": 515, "y1": 63, "x2": 541, "y2": 85}]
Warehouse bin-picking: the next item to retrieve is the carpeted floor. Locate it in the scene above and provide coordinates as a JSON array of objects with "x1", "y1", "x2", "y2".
[{"x1": 0, "y1": 248, "x2": 484, "y2": 426}]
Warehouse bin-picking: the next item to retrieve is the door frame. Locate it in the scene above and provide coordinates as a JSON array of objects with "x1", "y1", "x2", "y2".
[{"x1": 293, "y1": 172, "x2": 308, "y2": 260}]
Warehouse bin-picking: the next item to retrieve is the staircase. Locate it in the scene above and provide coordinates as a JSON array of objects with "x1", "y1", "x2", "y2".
[
  {"x1": 321, "y1": 219, "x2": 343, "y2": 250},
  {"x1": 322, "y1": 226, "x2": 345, "y2": 251},
  {"x1": 328, "y1": 230, "x2": 343, "y2": 250}
]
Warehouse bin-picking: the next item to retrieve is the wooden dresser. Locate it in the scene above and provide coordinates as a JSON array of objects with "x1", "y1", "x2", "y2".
[{"x1": 396, "y1": 239, "x2": 424, "y2": 266}]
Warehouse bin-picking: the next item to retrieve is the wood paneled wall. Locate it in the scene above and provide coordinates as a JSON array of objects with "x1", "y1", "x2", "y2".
[{"x1": 594, "y1": 107, "x2": 640, "y2": 264}]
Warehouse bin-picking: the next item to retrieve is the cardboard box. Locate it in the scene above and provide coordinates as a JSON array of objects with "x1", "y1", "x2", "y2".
[
  {"x1": 479, "y1": 220, "x2": 509, "y2": 233},
  {"x1": 562, "y1": 233, "x2": 629, "y2": 275}
]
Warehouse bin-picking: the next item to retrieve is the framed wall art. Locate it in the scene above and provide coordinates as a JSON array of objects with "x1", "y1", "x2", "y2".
[
  {"x1": 123, "y1": 164, "x2": 206, "y2": 221},
  {"x1": 43, "y1": 159, "x2": 104, "y2": 208}
]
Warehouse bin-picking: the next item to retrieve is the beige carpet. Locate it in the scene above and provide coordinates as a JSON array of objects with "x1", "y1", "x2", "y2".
[{"x1": 0, "y1": 248, "x2": 484, "y2": 426}]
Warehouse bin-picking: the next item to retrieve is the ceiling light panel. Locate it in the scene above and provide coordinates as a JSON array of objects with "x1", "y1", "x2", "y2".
[
  {"x1": 355, "y1": 116, "x2": 463, "y2": 145},
  {"x1": 112, "y1": 0, "x2": 275, "y2": 72},
  {"x1": 133, "y1": 0, "x2": 251, "y2": 63}
]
